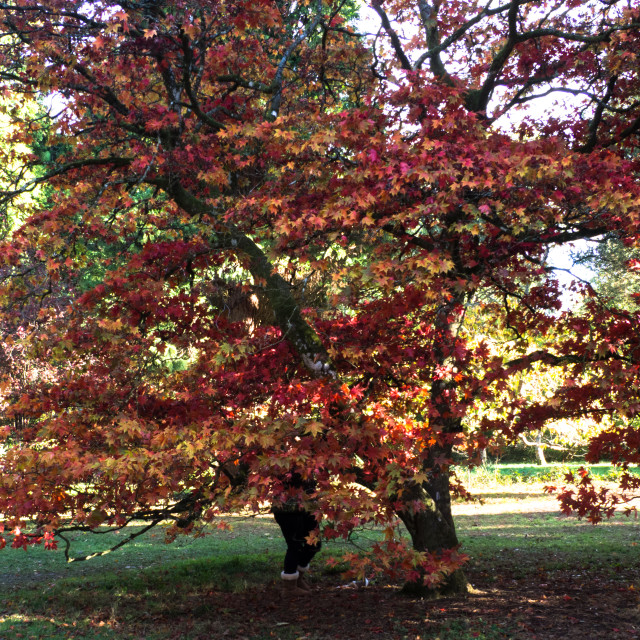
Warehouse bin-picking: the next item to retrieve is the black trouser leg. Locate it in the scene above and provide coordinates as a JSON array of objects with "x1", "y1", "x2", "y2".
[
  {"x1": 273, "y1": 510, "x2": 321, "y2": 575},
  {"x1": 296, "y1": 510, "x2": 321, "y2": 568}
]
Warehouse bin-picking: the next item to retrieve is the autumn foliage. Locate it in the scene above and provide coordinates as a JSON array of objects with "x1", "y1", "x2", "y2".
[{"x1": 1, "y1": 0, "x2": 639, "y2": 591}]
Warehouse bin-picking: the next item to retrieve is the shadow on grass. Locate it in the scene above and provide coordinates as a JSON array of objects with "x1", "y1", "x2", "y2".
[
  {"x1": 0, "y1": 564, "x2": 523, "y2": 640},
  {"x1": 0, "y1": 553, "x2": 282, "y2": 640}
]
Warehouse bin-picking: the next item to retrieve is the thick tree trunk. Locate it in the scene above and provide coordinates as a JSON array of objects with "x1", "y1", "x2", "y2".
[
  {"x1": 397, "y1": 468, "x2": 468, "y2": 597},
  {"x1": 396, "y1": 297, "x2": 469, "y2": 597}
]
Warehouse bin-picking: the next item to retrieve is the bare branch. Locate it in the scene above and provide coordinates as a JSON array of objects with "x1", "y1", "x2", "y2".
[
  {"x1": 268, "y1": 0, "x2": 324, "y2": 119},
  {"x1": 370, "y1": 0, "x2": 412, "y2": 71},
  {"x1": 519, "y1": 433, "x2": 566, "y2": 450}
]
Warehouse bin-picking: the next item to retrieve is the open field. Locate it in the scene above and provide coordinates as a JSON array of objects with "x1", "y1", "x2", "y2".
[{"x1": 1, "y1": 483, "x2": 639, "y2": 639}]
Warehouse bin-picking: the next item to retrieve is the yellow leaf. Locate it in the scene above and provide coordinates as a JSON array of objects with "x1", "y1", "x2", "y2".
[{"x1": 305, "y1": 421, "x2": 324, "y2": 437}]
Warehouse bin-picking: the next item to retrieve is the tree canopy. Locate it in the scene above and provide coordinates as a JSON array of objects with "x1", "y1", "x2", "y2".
[{"x1": 1, "y1": 0, "x2": 639, "y2": 593}]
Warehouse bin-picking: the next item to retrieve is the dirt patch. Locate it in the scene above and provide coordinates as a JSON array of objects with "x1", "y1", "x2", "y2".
[{"x1": 134, "y1": 569, "x2": 639, "y2": 640}]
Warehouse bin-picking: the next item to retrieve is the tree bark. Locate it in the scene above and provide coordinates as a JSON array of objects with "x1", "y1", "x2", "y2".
[
  {"x1": 396, "y1": 297, "x2": 469, "y2": 597},
  {"x1": 397, "y1": 474, "x2": 468, "y2": 597}
]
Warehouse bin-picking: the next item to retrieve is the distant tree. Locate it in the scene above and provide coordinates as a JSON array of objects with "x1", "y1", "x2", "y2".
[{"x1": 576, "y1": 237, "x2": 640, "y2": 311}]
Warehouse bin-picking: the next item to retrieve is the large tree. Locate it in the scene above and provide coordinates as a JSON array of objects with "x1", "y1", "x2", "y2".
[{"x1": 1, "y1": 0, "x2": 639, "y2": 594}]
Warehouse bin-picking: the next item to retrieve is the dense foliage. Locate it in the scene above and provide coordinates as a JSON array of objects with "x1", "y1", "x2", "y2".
[{"x1": 1, "y1": 0, "x2": 639, "y2": 592}]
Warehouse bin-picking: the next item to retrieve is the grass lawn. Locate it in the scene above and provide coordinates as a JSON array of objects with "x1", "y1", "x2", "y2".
[
  {"x1": 1, "y1": 482, "x2": 639, "y2": 639},
  {"x1": 464, "y1": 462, "x2": 639, "y2": 486}
]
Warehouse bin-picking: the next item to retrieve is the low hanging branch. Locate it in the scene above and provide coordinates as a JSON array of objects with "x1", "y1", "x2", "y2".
[{"x1": 58, "y1": 519, "x2": 162, "y2": 563}]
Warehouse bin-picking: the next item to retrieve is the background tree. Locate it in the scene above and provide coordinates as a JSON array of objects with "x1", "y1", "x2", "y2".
[
  {"x1": 0, "y1": 0, "x2": 639, "y2": 595},
  {"x1": 575, "y1": 236, "x2": 640, "y2": 311}
]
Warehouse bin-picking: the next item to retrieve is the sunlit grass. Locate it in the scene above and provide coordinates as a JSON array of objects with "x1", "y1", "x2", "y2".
[
  {"x1": 463, "y1": 462, "x2": 639, "y2": 487},
  {"x1": 1, "y1": 483, "x2": 639, "y2": 639},
  {"x1": 453, "y1": 484, "x2": 640, "y2": 580}
]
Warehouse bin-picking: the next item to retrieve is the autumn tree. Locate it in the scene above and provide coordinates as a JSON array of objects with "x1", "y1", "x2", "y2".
[{"x1": 1, "y1": 0, "x2": 640, "y2": 595}]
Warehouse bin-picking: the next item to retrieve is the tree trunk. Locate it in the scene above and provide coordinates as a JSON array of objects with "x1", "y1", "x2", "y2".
[
  {"x1": 535, "y1": 431, "x2": 547, "y2": 465},
  {"x1": 396, "y1": 373, "x2": 469, "y2": 595},
  {"x1": 397, "y1": 473, "x2": 467, "y2": 597},
  {"x1": 395, "y1": 295, "x2": 469, "y2": 597}
]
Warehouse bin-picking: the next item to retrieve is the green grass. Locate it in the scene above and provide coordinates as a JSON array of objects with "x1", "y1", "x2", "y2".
[
  {"x1": 0, "y1": 517, "x2": 289, "y2": 639},
  {"x1": 455, "y1": 499, "x2": 640, "y2": 578},
  {"x1": 1, "y1": 485, "x2": 638, "y2": 639},
  {"x1": 463, "y1": 462, "x2": 638, "y2": 485},
  {"x1": 0, "y1": 516, "x2": 284, "y2": 588}
]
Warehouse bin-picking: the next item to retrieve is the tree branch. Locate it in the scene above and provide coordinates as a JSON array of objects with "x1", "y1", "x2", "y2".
[
  {"x1": 145, "y1": 177, "x2": 335, "y2": 376},
  {"x1": 519, "y1": 432, "x2": 566, "y2": 450},
  {"x1": 370, "y1": 0, "x2": 412, "y2": 71},
  {"x1": 1, "y1": 157, "x2": 133, "y2": 207},
  {"x1": 268, "y1": 0, "x2": 324, "y2": 119},
  {"x1": 466, "y1": 0, "x2": 524, "y2": 113}
]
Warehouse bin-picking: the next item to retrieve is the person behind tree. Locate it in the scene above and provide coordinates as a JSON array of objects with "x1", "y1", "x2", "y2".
[{"x1": 271, "y1": 472, "x2": 321, "y2": 597}]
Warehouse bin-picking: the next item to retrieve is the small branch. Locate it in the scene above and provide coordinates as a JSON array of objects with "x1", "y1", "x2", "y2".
[
  {"x1": 268, "y1": 0, "x2": 324, "y2": 119},
  {"x1": 1, "y1": 157, "x2": 132, "y2": 206},
  {"x1": 578, "y1": 74, "x2": 618, "y2": 153},
  {"x1": 597, "y1": 113, "x2": 640, "y2": 151},
  {"x1": 180, "y1": 33, "x2": 225, "y2": 132},
  {"x1": 58, "y1": 519, "x2": 162, "y2": 563},
  {"x1": 517, "y1": 22, "x2": 640, "y2": 45},
  {"x1": 416, "y1": 0, "x2": 529, "y2": 61}
]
